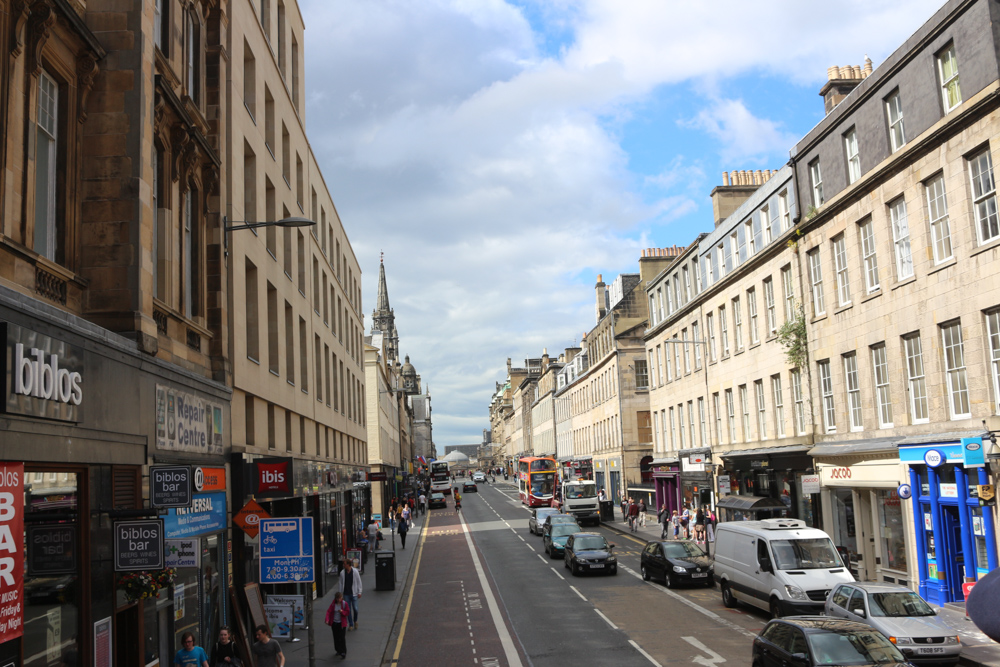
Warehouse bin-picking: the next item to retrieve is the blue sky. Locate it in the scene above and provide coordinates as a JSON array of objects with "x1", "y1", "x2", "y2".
[{"x1": 300, "y1": 0, "x2": 946, "y2": 451}]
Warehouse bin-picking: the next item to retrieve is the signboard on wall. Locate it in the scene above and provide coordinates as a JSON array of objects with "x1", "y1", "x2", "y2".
[
  {"x1": 155, "y1": 384, "x2": 224, "y2": 455},
  {"x1": 162, "y1": 492, "x2": 227, "y2": 539},
  {"x1": 2, "y1": 324, "x2": 83, "y2": 422},
  {"x1": 165, "y1": 539, "x2": 201, "y2": 568},
  {"x1": 0, "y1": 463, "x2": 24, "y2": 643},
  {"x1": 113, "y1": 519, "x2": 164, "y2": 571},
  {"x1": 151, "y1": 466, "x2": 192, "y2": 508},
  {"x1": 27, "y1": 525, "x2": 76, "y2": 575}
]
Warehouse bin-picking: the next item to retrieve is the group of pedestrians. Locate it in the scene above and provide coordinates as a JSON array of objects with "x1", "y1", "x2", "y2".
[
  {"x1": 658, "y1": 502, "x2": 716, "y2": 544},
  {"x1": 620, "y1": 497, "x2": 650, "y2": 532},
  {"x1": 173, "y1": 623, "x2": 285, "y2": 667}
]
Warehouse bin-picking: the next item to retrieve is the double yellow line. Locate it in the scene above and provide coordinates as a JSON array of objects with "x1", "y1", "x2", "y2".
[{"x1": 390, "y1": 511, "x2": 430, "y2": 663}]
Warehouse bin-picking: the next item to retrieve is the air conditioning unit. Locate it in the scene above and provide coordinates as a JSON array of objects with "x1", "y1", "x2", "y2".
[{"x1": 761, "y1": 518, "x2": 806, "y2": 530}]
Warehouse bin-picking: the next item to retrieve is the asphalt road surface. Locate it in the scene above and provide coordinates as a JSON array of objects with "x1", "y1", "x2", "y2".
[{"x1": 388, "y1": 481, "x2": 772, "y2": 666}]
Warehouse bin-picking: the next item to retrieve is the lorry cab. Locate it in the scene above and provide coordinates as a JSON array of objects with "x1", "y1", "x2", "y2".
[
  {"x1": 557, "y1": 480, "x2": 600, "y2": 527},
  {"x1": 714, "y1": 518, "x2": 854, "y2": 619}
]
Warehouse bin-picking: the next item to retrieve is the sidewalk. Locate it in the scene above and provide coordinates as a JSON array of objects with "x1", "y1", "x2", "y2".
[
  {"x1": 598, "y1": 510, "x2": 1000, "y2": 667},
  {"x1": 282, "y1": 512, "x2": 424, "y2": 667}
]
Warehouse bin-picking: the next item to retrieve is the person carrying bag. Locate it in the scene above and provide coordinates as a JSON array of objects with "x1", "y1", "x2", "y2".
[
  {"x1": 210, "y1": 627, "x2": 243, "y2": 667},
  {"x1": 325, "y1": 592, "x2": 350, "y2": 659}
]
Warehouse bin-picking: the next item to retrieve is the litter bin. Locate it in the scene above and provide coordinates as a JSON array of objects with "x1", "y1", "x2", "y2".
[
  {"x1": 599, "y1": 500, "x2": 615, "y2": 522},
  {"x1": 374, "y1": 550, "x2": 395, "y2": 591}
]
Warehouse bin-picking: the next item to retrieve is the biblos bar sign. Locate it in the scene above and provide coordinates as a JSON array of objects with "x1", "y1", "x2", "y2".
[
  {"x1": 0, "y1": 463, "x2": 24, "y2": 643},
  {"x1": 2, "y1": 323, "x2": 83, "y2": 422}
]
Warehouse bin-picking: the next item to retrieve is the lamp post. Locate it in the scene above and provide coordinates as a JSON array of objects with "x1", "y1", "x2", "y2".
[{"x1": 223, "y1": 215, "x2": 316, "y2": 257}]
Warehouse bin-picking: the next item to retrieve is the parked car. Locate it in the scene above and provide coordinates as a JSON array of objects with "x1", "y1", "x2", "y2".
[
  {"x1": 528, "y1": 507, "x2": 561, "y2": 535},
  {"x1": 472, "y1": 472, "x2": 486, "y2": 482},
  {"x1": 463, "y1": 481, "x2": 478, "y2": 493},
  {"x1": 752, "y1": 617, "x2": 913, "y2": 667},
  {"x1": 542, "y1": 522, "x2": 582, "y2": 558},
  {"x1": 428, "y1": 492, "x2": 447, "y2": 509},
  {"x1": 715, "y1": 518, "x2": 852, "y2": 618},
  {"x1": 564, "y1": 532, "x2": 617, "y2": 576},
  {"x1": 824, "y1": 582, "x2": 961, "y2": 665},
  {"x1": 640, "y1": 540, "x2": 714, "y2": 588}
]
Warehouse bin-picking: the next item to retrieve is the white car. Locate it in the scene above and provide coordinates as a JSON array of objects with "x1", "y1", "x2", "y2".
[{"x1": 472, "y1": 472, "x2": 486, "y2": 482}]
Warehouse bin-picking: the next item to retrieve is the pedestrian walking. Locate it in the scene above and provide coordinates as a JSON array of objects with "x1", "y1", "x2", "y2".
[
  {"x1": 681, "y1": 503, "x2": 691, "y2": 539},
  {"x1": 694, "y1": 506, "x2": 706, "y2": 543},
  {"x1": 454, "y1": 490, "x2": 462, "y2": 511},
  {"x1": 210, "y1": 626, "x2": 244, "y2": 667},
  {"x1": 367, "y1": 518, "x2": 380, "y2": 550},
  {"x1": 671, "y1": 510, "x2": 680, "y2": 539},
  {"x1": 419, "y1": 492, "x2": 427, "y2": 516},
  {"x1": 627, "y1": 498, "x2": 639, "y2": 532},
  {"x1": 638, "y1": 499, "x2": 648, "y2": 528},
  {"x1": 620, "y1": 497, "x2": 628, "y2": 522},
  {"x1": 659, "y1": 505, "x2": 670, "y2": 539},
  {"x1": 706, "y1": 507, "x2": 716, "y2": 544},
  {"x1": 325, "y1": 591, "x2": 350, "y2": 659},
  {"x1": 598, "y1": 487, "x2": 607, "y2": 501},
  {"x1": 398, "y1": 513, "x2": 409, "y2": 548},
  {"x1": 339, "y1": 559, "x2": 363, "y2": 630},
  {"x1": 251, "y1": 625, "x2": 284, "y2": 667},
  {"x1": 174, "y1": 632, "x2": 209, "y2": 667}
]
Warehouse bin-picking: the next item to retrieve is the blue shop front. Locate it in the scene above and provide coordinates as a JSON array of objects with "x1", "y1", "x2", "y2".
[{"x1": 899, "y1": 439, "x2": 998, "y2": 605}]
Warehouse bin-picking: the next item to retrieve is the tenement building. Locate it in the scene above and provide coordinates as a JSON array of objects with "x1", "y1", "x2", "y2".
[{"x1": 647, "y1": 0, "x2": 1000, "y2": 607}]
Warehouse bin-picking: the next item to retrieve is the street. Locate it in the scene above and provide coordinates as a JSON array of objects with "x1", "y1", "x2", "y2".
[{"x1": 389, "y1": 481, "x2": 770, "y2": 666}]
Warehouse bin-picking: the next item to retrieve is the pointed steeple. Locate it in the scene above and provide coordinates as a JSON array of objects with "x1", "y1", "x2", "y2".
[{"x1": 371, "y1": 253, "x2": 400, "y2": 363}]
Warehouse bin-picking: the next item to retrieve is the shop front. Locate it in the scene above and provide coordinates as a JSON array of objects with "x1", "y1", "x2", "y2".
[
  {"x1": 678, "y1": 447, "x2": 715, "y2": 512},
  {"x1": 899, "y1": 439, "x2": 998, "y2": 605},
  {"x1": 810, "y1": 442, "x2": 910, "y2": 585},
  {"x1": 593, "y1": 457, "x2": 622, "y2": 505},
  {"x1": 651, "y1": 458, "x2": 680, "y2": 516},
  {"x1": 720, "y1": 445, "x2": 818, "y2": 526}
]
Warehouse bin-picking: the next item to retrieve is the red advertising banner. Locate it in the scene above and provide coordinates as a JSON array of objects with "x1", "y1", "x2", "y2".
[{"x1": 0, "y1": 462, "x2": 24, "y2": 642}]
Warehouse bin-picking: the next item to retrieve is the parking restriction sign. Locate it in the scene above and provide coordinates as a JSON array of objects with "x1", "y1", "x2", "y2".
[{"x1": 259, "y1": 518, "x2": 314, "y2": 584}]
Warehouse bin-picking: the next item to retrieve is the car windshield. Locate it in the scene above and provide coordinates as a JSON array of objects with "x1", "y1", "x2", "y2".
[
  {"x1": 564, "y1": 485, "x2": 597, "y2": 499},
  {"x1": 769, "y1": 538, "x2": 842, "y2": 570},
  {"x1": 551, "y1": 525, "x2": 580, "y2": 537},
  {"x1": 663, "y1": 542, "x2": 707, "y2": 559},
  {"x1": 808, "y1": 630, "x2": 906, "y2": 665},
  {"x1": 549, "y1": 516, "x2": 576, "y2": 524},
  {"x1": 536, "y1": 509, "x2": 558, "y2": 521},
  {"x1": 574, "y1": 536, "x2": 608, "y2": 551},
  {"x1": 869, "y1": 591, "x2": 935, "y2": 617}
]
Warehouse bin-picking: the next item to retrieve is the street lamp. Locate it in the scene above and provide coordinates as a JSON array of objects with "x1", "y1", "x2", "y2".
[{"x1": 223, "y1": 215, "x2": 316, "y2": 257}]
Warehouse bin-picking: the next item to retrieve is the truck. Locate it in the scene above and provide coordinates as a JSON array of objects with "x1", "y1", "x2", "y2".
[{"x1": 555, "y1": 479, "x2": 600, "y2": 526}]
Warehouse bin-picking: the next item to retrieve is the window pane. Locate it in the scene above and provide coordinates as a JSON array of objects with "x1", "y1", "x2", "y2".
[{"x1": 890, "y1": 199, "x2": 913, "y2": 280}]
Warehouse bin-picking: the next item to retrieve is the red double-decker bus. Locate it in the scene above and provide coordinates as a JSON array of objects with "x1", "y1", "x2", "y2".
[{"x1": 518, "y1": 456, "x2": 557, "y2": 507}]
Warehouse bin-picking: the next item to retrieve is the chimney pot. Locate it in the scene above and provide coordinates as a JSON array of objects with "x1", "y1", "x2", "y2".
[
  {"x1": 827, "y1": 66, "x2": 840, "y2": 80},
  {"x1": 840, "y1": 65, "x2": 852, "y2": 79},
  {"x1": 722, "y1": 171, "x2": 730, "y2": 186},
  {"x1": 852, "y1": 65, "x2": 862, "y2": 79},
  {"x1": 754, "y1": 169, "x2": 762, "y2": 184},
  {"x1": 596, "y1": 273, "x2": 603, "y2": 283}
]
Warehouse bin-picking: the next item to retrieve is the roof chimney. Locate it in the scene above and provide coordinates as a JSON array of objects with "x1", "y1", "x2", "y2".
[
  {"x1": 711, "y1": 168, "x2": 776, "y2": 227},
  {"x1": 595, "y1": 275, "x2": 607, "y2": 322},
  {"x1": 820, "y1": 57, "x2": 871, "y2": 115}
]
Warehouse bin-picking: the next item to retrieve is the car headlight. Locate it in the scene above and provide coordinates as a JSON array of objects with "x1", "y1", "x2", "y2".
[
  {"x1": 607, "y1": 556, "x2": 616, "y2": 563},
  {"x1": 944, "y1": 636, "x2": 961, "y2": 646},
  {"x1": 673, "y1": 565, "x2": 688, "y2": 573},
  {"x1": 784, "y1": 585, "x2": 808, "y2": 601},
  {"x1": 890, "y1": 637, "x2": 913, "y2": 645}
]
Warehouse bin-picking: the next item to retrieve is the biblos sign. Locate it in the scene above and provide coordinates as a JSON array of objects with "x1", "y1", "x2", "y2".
[
  {"x1": 2, "y1": 323, "x2": 83, "y2": 422},
  {"x1": 150, "y1": 466, "x2": 192, "y2": 508},
  {"x1": 114, "y1": 520, "x2": 164, "y2": 572},
  {"x1": 27, "y1": 525, "x2": 76, "y2": 575},
  {"x1": 256, "y1": 458, "x2": 292, "y2": 495},
  {"x1": 0, "y1": 463, "x2": 24, "y2": 643}
]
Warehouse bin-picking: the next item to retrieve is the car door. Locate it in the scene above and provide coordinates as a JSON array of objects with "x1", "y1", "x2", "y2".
[
  {"x1": 756, "y1": 622, "x2": 791, "y2": 667},
  {"x1": 844, "y1": 588, "x2": 867, "y2": 622},
  {"x1": 529, "y1": 509, "x2": 537, "y2": 533},
  {"x1": 826, "y1": 585, "x2": 853, "y2": 618},
  {"x1": 653, "y1": 544, "x2": 666, "y2": 580},
  {"x1": 542, "y1": 524, "x2": 552, "y2": 552},
  {"x1": 564, "y1": 536, "x2": 575, "y2": 564}
]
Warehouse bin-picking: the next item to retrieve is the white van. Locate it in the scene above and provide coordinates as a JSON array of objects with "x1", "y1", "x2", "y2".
[{"x1": 714, "y1": 518, "x2": 853, "y2": 618}]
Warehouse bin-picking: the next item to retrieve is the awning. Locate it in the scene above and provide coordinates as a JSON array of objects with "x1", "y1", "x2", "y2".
[
  {"x1": 720, "y1": 444, "x2": 811, "y2": 458},
  {"x1": 715, "y1": 495, "x2": 787, "y2": 511},
  {"x1": 808, "y1": 437, "x2": 897, "y2": 458}
]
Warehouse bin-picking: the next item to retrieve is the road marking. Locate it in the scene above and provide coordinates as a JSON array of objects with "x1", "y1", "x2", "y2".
[
  {"x1": 537, "y1": 554, "x2": 547, "y2": 563},
  {"x1": 629, "y1": 639, "x2": 664, "y2": 667},
  {"x1": 390, "y1": 506, "x2": 430, "y2": 664},
  {"x1": 517, "y1": 535, "x2": 525, "y2": 542},
  {"x1": 549, "y1": 567, "x2": 564, "y2": 580},
  {"x1": 569, "y1": 585, "x2": 587, "y2": 601},
  {"x1": 525, "y1": 544, "x2": 535, "y2": 552},
  {"x1": 619, "y1": 565, "x2": 756, "y2": 639},
  {"x1": 595, "y1": 608, "x2": 618, "y2": 629},
  {"x1": 458, "y1": 508, "x2": 524, "y2": 667},
  {"x1": 682, "y1": 637, "x2": 727, "y2": 665}
]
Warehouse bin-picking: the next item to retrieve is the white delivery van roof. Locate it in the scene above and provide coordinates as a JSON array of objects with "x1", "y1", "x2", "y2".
[{"x1": 716, "y1": 519, "x2": 832, "y2": 541}]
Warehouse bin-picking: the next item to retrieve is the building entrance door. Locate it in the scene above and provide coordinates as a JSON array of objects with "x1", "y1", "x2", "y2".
[
  {"x1": 941, "y1": 506, "x2": 964, "y2": 601},
  {"x1": 856, "y1": 491, "x2": 876, "y2": 582}
]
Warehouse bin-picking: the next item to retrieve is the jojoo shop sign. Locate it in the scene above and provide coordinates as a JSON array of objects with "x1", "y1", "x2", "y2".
[{"x1": 0, "y1": 463, "x2": 24, "y2": 643}]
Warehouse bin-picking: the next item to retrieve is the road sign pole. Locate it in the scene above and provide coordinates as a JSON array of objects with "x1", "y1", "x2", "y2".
[{"x1": 305, "y1": 584, "x2": 315, "y2": 667}]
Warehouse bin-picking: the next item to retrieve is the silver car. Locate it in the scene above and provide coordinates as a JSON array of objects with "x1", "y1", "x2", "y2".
[{"x1": 824, "y1": 581, "x2": 961, "y2": 665}]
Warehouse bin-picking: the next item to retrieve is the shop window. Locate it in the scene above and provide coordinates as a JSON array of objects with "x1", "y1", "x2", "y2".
[
  {"x1": 876, "y1": 489, "x2": 907, "y2": 572},
  {"x1": 971, "y1": 507, "x2": 990, "y2": 573}
]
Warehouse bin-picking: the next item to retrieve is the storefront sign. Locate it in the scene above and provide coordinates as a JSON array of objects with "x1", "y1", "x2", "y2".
[
  {"x1": 151, "y1": 465, "x2": 192, "y2": 508},
  {"x1": 818, "y1": 461, "x2": 902, "y2": 488},
  {"x1": 368, "y1": 471, "x2": 387, "y2": 482},
  {"x1": 801, "y1": 475, "x2": 821, "y2": 495},
  {"x1": 3, "y1": 324, "x2": 83, "y2": 422},
  {"x1": 93, "y1": 617, "x2": 112, "y2": 667},
  {"x1": 194, "y1": 466, "x2": 226, "y2": 492},
  {"x1": 0, "y1": 462, "x2": 24, "y2": 643},
  {"x1": 165, "y1": 539, "x2": 201, "y2": 568},
  {"x1": 27, "y1": 525, "x2": 76, "y2": 575},
  {"x1": 897, "y1": 483, "x2": 912, "y2": 500},
  {"x1": 961, "y1": 438, "x2": 985, "y2": 467},
  {"x1": 113, "y1": 519, "x2": 164, "y2": 571},
  {"x1": 155, "y1": 384, "x2": 224, "y2": 455},
  {"x1": 750, "y1": 459, "x2": 769, "y2": 469},
  {"x1": 682, "y1": 457, "x2": 705, "y2": 473},
  {"x1": 255, "y1": 458, "x2": 292, "y2": 495},
  {"x1": 266, "y1": 594, "x2": 305, "y2": 628},
  {"x1": 923, "y1": 449, "x2": 944, "y2": 467},
  {"x1": 162, "y1": 492, "x2": 227, "y2": 539},
  {"x1": 717, "y1": 475, "x2": 731, "y2": 494},
  {"x1": 235, "y1": 499, "x2": 271, "y2": 539},
  {"x1": 939, "y1": 483, "x2": 958, "y2": 499}
]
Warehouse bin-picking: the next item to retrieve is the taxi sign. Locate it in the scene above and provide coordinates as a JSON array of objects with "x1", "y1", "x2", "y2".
[{"x1": 234, "y1": 499, "x2": 271, "y2": 539}]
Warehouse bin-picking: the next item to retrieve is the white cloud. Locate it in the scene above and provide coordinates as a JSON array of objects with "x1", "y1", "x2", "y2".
[{"x1": 299, "y1": 0, "x2": 949, "y2": 450}]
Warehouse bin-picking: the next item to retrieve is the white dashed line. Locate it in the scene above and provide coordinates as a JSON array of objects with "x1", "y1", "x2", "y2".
[
  {"x1": 537, "y1": 554, "x2": 548, "y2": 563},
  {"x1": 569, "y1": 585, "x2": 587, "y2": 601},
  {"x1": 549, "y1": 567, "x2": 565, "y2": 580},
  {"x1": 595, "y1": 608, "x2": 618, "y2": 629},
  {"x1": 629, "y1": 640, "x2": 664, "y2": 667}
]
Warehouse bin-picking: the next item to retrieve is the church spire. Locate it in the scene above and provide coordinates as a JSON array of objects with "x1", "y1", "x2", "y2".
[
  {"x1": 371, "y1": 252, "x2": 399, "y2": 363},
  {"x1": 376, "y1": 253, "x2": 391, "y2": 313}
]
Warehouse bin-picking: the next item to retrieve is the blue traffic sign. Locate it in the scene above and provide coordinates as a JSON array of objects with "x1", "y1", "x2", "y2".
[{"x1": 259, "y1": 517, "x2": 314, "y2": 583}]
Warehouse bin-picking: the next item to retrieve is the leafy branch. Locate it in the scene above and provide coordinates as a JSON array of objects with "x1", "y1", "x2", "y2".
[{"x1": 776, "y1": 302, "x2": 808, "y2": 369}]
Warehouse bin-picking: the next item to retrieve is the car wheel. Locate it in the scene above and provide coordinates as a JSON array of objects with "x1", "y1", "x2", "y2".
[
  {"x1": 564, "y1": 557, "x2": 570, "y2": 570},
  {"x1": 665, "y1": 574, "x2": 675, "y2": 589},
  {"x1": 641, "y1": 565, "x2": 650, "y2": 581},
  {"x1": 704, "y1": 577, "x2": 715, "y2": 588},
  {"x1": 721, "y1": 581, "x2": 737, "y2": 608},
  {"x1": 571, "y1": 561, "x2": 579, "y2": 576},
  {"x1": 769, "y1": 597, "x2": 782, "y2": 619}
]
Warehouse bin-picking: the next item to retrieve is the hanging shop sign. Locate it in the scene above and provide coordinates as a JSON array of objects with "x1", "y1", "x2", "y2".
[
  {"x1": 151, "y1": 465, "x2": 192, "y2": 508},
  {"x1": 155, "y1": 384, "x2": 224, "y2": 455},
  {"x1": 717, "y1": 475, "x2": 731, "y2": 494},
  {"x1": 961, "y1": 437, "x2": 985, "y2": 467},
  {"x1": 801, "y1": 475, "x2": 821, "y2": 495},
  {"x1": 27, "y1": 525, "x2": 76, "y2": 575},
  {"x1": 897, "y1": 483, "x2": 912, "y2": 500},
  {"x1": 113, "y1": 519, "x2": 164, "y2": 572},
  {"x1": 3, "y1": 324, "x2": 83, "y2": 422},
  {"x1": 194, "y1": 466, "x2": 226, "y2": 492},
  {"x1": 255, "y1": 457, "x2": 293, "y2": 496},
  {"x1": 235, "y1": 499, "x2": 271, "y2": 539},
  {"x1": 165, "y1": 539, "x2": 201, "y2": 568},
  {"x1": 0, "y1": 462, "x2": 24, "y2": 643},
  {"x1": 162, "y1": 492, "x2": 227, "y2": 539}
]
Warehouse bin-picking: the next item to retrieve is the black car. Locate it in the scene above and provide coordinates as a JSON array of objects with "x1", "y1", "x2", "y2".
[
  {"x1": 640, "y1": 540, "x2": 714, "y2": 588},
  {"x1": 564, "y1": 532, "x2": 617, "y2": 576},
  {"x1": 542, "y1": 522, "x2": 582, "y2": 558},
  {"x1": 752, "y1": 617, "x2": 914, "y2": 667},
  {"x1": 462, "y1": 481, "x2": 478, "y2": 493},
  {"x1": 428, "y1": 492, "x2": 447, "y2": 509}
]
